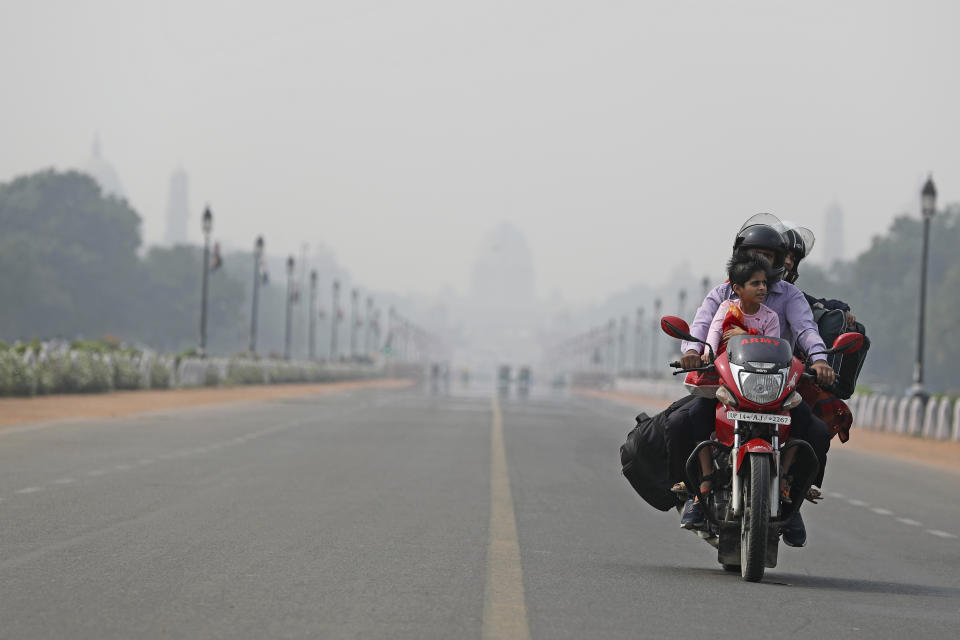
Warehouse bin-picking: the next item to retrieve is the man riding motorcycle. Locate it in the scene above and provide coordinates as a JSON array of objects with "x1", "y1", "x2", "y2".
[{"x1": 667, "y1": 215, "x2": 835, "y2": 547}]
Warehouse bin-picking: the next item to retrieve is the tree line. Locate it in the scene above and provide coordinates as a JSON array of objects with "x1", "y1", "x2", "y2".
[
  {"x1": 0, "y1": 170, "x2": 343, "y2": 358},
  {"x1": 796, "y1": 204, "x2": 960, "y2": 395}
]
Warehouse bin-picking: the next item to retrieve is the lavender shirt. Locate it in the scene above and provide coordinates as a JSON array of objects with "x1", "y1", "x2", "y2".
[{"x1": 680, "y1": 280, "x2": 827, "y2": 362}]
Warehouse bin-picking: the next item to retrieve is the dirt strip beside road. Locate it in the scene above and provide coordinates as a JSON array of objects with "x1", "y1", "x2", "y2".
[
  {"x1": 0, "y1": 378, "x2": 414, "y2": 429},
  {"x1": 579, "y1": 388, "x2": 960, "y2": 475}
]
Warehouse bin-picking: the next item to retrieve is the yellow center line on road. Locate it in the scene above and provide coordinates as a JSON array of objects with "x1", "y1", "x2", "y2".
[{"x1": 482, "y1": 395, "x2": 532, "y2": 640}]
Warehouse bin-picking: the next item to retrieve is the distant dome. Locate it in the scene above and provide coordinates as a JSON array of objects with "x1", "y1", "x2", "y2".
[
  {"x1": 470, "y1": 222, "x2": 536, "y2": 307},
  {"x1": 83, "y1": 135, "x2": 125, "y2": 199}
]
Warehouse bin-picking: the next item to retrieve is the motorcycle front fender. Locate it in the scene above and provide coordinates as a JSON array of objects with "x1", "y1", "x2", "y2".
[{"x1": 735, "y1": 438, "x2": 775, "y2": 473}]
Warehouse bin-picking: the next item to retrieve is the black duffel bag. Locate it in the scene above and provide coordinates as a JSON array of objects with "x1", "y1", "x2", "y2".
[
  {"x1": 619, "y1": 396, "x2": 693, "y2": 511},
  {"x1": 812, "y1": 308, "x2": 870, "y2": 400}
]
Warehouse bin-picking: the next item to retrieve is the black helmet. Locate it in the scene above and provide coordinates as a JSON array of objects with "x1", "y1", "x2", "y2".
[
  {"x1": 733, "y1": 214, "x2": 787, "y2": 281},
  {"x1": 780, "y1": 224, "x2": 815, "y2": 284}
]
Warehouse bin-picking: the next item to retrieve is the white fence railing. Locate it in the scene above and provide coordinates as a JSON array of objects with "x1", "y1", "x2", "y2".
[{"x1": 846, "y1": 393, "x2": 959, "y2": 441}]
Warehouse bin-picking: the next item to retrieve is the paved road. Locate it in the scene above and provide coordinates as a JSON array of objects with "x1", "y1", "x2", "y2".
[{"x1": 1, "y1": 384, "x2": 958, "y2": 638}]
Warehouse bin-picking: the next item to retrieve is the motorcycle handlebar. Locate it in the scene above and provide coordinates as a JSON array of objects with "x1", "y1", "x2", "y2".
[{"x1": 669, "y1": 362, "x2": 716, "y2": 376}]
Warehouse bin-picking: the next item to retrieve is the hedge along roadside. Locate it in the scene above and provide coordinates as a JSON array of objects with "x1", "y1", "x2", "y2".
[{"x1": 0, "y1": 343, "x2": 391, "y2": 397}]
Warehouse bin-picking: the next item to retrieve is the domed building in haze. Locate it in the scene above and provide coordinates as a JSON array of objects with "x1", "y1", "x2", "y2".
[
  {"x1": 463, "y1": 222, "x2": 541, "y2": 370},
  {"x1": 470, "y1": 222, "x2": 536, "y2": 308}
]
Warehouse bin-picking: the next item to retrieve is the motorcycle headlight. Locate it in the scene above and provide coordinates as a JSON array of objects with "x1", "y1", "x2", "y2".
[{"x1": 737, "y1": 371, "x2": 783, "y2": 404}]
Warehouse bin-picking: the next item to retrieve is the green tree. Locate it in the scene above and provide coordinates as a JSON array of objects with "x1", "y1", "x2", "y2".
[
  {"x1": 0, "y1": 170, "x2": 142, "y2": 339},
  {"x1": 795, "y1": 205, "x2": 960, "y2": 394}
]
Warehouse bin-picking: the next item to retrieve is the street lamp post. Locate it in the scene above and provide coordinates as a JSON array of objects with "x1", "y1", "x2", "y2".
[
  {"x1": 199, "y1": 206, "x2": 213, "y2": 357},
  {"x1": 911, "y1": 175, "x2": 937, "y2": 398},
  {"x1": 330, "y1": 280, "x2": 340, "y2": 360},
  {"x1": 634, "y1": 307, "x2": 644, "y2": 374},
  {"x1": 702, "y1": 276, "x2": 710, "y2": 302},
  {"x1": 617, "y1": 316, "x2": 630, "y2": 373},
  {"x1": 678, "y1": 289, "x2": 687, "y2": 320},
  {"x1": 249, "y1": 235, "x2": 264, "y2": 355},
  {"x1": 284, "y1": 255, "x2": 295, "y2": 360},
  {"x1": 365, "y1": 297, "x2": 373, "y2": 358},
  {"x1": 308, "y1": 270, "x2": 318, "y2": 360},
  {"x1": 387, "y1": 306, "x2": 397, "y2": 359},
  {"x1": 350, "y1": 288, "x2": 359, "y2": 359},
  {"x1": 607, "y1": 318, "x2": 616, "y2": 374},
  {"x1": 650, "y1": 298, "x2": 662, "y2": 377}
]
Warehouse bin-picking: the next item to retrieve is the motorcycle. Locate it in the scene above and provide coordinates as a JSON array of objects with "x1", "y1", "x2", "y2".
[{"x1": 659, "y1": 315, "x2": 864, "y2": 582}]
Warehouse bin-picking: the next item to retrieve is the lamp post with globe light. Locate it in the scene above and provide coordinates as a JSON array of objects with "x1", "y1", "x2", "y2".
[
  {"x1": 330, "y1": 280, "x2": 341, "y2": 360},
  {"x1": 910, "y1": 176, "x2": 937, "y2": 398},
  {"x1": 309, "y1": 270, "x2": 318, "y2": 360},
  {"x1": 199, "y1": 206, "x2": 213, "y2": 357},
  {"x1": 284, "y1": 256, "x2": 295, "y2": 360},
  {"x1": 249, "y1": 235, "x2": 264, "y2": 355}
]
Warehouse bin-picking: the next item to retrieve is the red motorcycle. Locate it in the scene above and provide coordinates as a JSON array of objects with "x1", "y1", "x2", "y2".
[{"x1": 660, "y1": 315, "x2": 864, "y2": 581}]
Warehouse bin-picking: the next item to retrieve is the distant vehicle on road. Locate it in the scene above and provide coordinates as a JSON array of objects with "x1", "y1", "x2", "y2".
[
  {"x1": 497, "y1": 365, "x2": 511, "y2": 392},
  {"x1": 517, "y1": 366, "x2": 531, "y2": 395}
]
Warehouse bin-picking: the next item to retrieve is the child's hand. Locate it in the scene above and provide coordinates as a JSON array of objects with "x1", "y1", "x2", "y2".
[{"x1": 722, "y1": 327, "x2": 747, "y2": 341}]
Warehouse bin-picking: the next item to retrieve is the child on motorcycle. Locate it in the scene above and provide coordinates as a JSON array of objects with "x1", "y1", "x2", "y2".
[{"x1": 682, "y1": 255, "x2": 780, "y2": 528}]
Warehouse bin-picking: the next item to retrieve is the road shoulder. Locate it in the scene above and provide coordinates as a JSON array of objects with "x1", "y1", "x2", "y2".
[{"x1": 0, "y1": 378, "x2": 413, "y2": 429}]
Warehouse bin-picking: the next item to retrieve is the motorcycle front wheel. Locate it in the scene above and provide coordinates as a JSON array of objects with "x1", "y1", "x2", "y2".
[{"x1": 740, "y1": 453, "x2": 770, "y2": 582}]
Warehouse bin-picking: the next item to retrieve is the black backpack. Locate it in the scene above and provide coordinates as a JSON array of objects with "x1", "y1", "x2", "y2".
[
  {"x1": 811, "y1": 308, "x2": 870, "y2": 400},
  {"x1": 619, "y1": 396, "x2": 693, "y2": 511}
]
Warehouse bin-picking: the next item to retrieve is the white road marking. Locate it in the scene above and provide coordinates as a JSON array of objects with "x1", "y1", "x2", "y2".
[
  {"x1": 52, "y1": 478, "x2": 76, "y2": 485},
  {"x1": 897, "y1": 518, "x2": 922, "y2": 526},
  {"x1": 138, "y1": 458, "x2": 155, "y2": 465},
  {"x1": 828, "y1": 492, "x2": 845, "y2": 499},
  {"x1": 870, "y1": 507, "x2": 893, "y2": 515},
  {"x1": 86, "y1": 469, "x2": 107, "y2": 477},
  {"x1": 847, "y1": 499, "x2": 869, "y2": 507},
  {"x1": 114, "y1": 464, "x2": 132, "y2": 471},
  {"x1": 15, "y1": 487, "x2": 42, "y2": 494},
  {"x1": 926, "y1": 530, "x2": 957, "y2": 539}
]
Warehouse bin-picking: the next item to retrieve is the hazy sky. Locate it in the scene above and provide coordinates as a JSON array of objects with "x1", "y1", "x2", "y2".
[{"x1": 2, "y1": 1, "x2": 957, "y2": 304}]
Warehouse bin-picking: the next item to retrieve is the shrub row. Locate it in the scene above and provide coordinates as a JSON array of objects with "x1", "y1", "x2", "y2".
[{"x1": 0, "y1": 346, "x2": 378, "y2": 397}]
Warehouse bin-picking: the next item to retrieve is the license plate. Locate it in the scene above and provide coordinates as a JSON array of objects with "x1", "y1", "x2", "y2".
[{"x1": 726, "y1": 411, "x2": 791, "y2": 425}]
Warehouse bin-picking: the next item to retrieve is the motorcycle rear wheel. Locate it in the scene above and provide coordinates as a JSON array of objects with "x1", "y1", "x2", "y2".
[{"x1": 740, "y1": 454, "x2": 770, "y2": 582}]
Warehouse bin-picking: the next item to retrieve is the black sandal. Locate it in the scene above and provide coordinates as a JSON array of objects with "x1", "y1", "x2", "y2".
[
  {"x1": 698, "y1": 471, "x2": 717, "y2": 496},
  {"x1": 780, "y1": 474, "x2": 793, "y2": 504}
]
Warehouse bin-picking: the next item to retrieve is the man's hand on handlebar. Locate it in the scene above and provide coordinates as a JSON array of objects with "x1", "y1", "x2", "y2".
[
  {"x1": 811, "y1": 360, "x2": 836, "y2": 387},
  {"x1": 680, "y1": 350, "x2": 702, "y2": 369}
]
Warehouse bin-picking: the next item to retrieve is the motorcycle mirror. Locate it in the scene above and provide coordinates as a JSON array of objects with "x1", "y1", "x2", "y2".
[
  {"x1": 832, "y1": 332, "x2": 864, "y2": 355},
  {"x1": 807, "y1": 332, "x2": 866, "y2": 361},
  {"x1": 660, "y1": 316, "x2": 694, "y2": 341}
]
